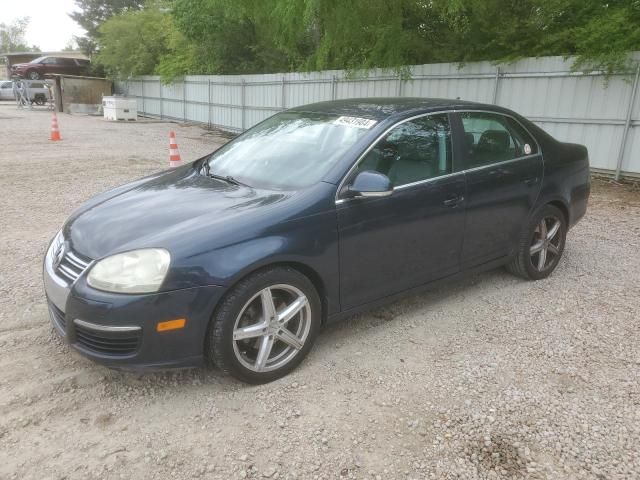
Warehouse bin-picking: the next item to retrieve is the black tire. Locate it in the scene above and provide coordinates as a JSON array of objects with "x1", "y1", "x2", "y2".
[
  {"x1": 27, "y1": 70, "x2": 40, "y2": 80},
  {"x1": 507, "y1": 204, "x2": 567, "y2": 280},
  {"x1": 207, "y1": 266, "x2": 321, "y2": 384}
]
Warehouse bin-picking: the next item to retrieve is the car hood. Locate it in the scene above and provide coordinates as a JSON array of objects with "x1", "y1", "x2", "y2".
[{"x1": 65, "y1": 165, "x2": 298, "y2": 260}]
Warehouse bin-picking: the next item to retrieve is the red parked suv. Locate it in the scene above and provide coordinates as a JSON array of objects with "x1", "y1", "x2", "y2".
[{"x1": 11, "y1": 56, "x2": 90, "y2": 80}]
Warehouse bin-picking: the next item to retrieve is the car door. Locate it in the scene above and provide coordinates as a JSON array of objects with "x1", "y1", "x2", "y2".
[
  {"x1": 39, "y1": 57, "x2": 60, "y2": 75},
  {"x1": 454, "y1": 111, "x2": 543, "y2": 268},
  {"x1": 59, "y1": 58, "x2": 78, "y2": 75},
  {"x1": 336, "y1": 113, "x2": 467, "y2": 310}
]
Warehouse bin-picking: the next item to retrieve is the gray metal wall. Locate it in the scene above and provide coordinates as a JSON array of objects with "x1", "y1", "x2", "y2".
[{"x1": 116, "y1": 54, "x2": 640, "y2": 178}]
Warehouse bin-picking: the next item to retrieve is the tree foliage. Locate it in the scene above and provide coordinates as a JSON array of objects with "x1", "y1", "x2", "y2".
[
  {"x1": 0, "y1": 17, "x2": 39, "y2": 53},
  {"x1": 440, "y1": 0, "x2": 640, "y2": 73},
  {"x1": 172, "y1": 0, "x2": 276, "y2": 74},
  {"x1": 71, "y1": 0, "x2": 144, "y2": 56},
  {"x1": 96, "y1": 8, "x2": 172, "y2": 77},
  {"x1": 88, "y1": 0, "x2": 640, "y2": 81}
]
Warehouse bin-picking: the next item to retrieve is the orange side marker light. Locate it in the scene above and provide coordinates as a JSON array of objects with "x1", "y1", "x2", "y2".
[{"x1": 157, "y1": 318, "x2": 186, "y2": 332}]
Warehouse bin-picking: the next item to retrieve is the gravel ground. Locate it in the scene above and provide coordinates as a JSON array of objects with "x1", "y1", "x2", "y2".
[{"x1": 1, "y1": 102, "x2": 639, "y2": 480}]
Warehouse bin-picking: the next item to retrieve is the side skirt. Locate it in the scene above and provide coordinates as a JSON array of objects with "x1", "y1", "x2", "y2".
[{"x1": 325, "y1": 256, "x2": 511, "y2": 325}]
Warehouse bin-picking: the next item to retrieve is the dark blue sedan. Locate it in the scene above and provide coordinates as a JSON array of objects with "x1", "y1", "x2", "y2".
[{"x1": 43, "y1": 98, "x2": 590, "y2": 383}]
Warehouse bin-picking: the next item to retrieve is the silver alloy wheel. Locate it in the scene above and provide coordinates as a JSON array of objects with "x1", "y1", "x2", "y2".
[
  {"x1": 28, "y1": 71, "x2": 39, "y2": 80},
  {"x1": 232, "y1": 284, "x2": 311, "y2": 373},
  {"x1": 529, "y1": 216, "x2": 562, "y2": 271}
]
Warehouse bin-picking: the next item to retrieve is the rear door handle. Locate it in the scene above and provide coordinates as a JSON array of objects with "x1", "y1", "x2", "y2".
[{"x1": 443, "y1": 194, "x2": 464, "y2": 207}]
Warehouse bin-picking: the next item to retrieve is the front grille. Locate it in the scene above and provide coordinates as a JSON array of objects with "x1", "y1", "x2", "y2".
[
  {"x1": 48, "y1": 301, "x2": 66, "y2": 332},
  {"x1": 74, "y1": 322, "x2": 141, "y2": 356},
  {"x1": 56, "y1": 249, "x2": 91, "y2": 283}
]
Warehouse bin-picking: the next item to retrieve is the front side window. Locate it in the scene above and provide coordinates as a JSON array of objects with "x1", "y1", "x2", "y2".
[
  {"x1": 461, "y1": 112, "x2": 537, "y2": 168},
  {"x1": 355, "y1": 114, "x2": 452, "y2": 187},
  {"x1": 206, "y1": 112, "x2": 373, "y2": 189}
]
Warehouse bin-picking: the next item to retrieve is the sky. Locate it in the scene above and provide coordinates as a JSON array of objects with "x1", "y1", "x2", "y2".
[{"x1": 2, "y1": 0, "x2": 85, "y2": 52}]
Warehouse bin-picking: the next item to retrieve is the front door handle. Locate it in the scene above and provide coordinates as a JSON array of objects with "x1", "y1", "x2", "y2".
[
  {"x1": 523, "y1": 177, "x2": 539, "y2": 186},
  {"x1": 443, "y1": 194, "x2": 464, "y2": 207}
]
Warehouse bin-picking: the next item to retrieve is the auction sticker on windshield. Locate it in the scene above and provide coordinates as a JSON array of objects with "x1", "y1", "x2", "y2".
[{"x1": 333, "y1": 116, "x2": 377, "y2": 129}]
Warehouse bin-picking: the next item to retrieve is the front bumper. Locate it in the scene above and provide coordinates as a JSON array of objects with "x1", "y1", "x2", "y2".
[{"x1": 44, "y1": 250, "x2": 225, "y2": 370}]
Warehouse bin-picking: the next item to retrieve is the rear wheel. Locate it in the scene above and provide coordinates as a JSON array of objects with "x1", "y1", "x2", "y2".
[
  {"x1": 507, "y1": 204, "x2": 567, "y2": 280},
  {"x1": 207, "y1": 267, "x2": 321, "y2": 384}
]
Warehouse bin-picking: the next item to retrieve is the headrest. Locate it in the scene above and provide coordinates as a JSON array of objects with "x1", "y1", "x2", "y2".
[
  {"x1": 478, "y1": 130, "x2": 510, "y2": 150},
  {"x1": 464, "y1": 132, "x2": 475, "y2": 149}
]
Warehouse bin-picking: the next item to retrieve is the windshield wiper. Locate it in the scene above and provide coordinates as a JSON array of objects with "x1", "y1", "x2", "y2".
[{"x1": 201, "y1": 160, "x2": 250, "y2": 188}]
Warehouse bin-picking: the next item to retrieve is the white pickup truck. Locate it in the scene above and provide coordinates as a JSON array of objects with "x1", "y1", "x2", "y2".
[
  {"x1": 0, "y1": 81, "x2": 15, "y2": 100},
  {"x1": 3, "y1": 80, "x2": 52, "y2": 105}
]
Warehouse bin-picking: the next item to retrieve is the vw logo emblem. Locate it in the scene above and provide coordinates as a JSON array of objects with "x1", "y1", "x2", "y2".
[{"x1": 53, "y1": 242, "x2": 66, "y2": 269}]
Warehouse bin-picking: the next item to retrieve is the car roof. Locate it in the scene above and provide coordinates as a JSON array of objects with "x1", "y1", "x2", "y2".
[{"x1": 289, "y1": 97, "x2": 502, "y2": 121}]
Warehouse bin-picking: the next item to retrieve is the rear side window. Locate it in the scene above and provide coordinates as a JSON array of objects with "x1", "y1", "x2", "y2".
[{"x1": 460, "y1": 112, "x2": 537, "y2": 169}]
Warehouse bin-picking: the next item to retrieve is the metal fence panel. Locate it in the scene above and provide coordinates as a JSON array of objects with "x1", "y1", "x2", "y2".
[{"x1": 115, "y1": 53, "x2": 640, "y2": 178}]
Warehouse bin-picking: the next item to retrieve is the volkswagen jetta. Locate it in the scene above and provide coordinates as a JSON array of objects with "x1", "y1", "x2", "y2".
[{"x1": 43, "y1": 98, "x2": 590, "y2": 383}]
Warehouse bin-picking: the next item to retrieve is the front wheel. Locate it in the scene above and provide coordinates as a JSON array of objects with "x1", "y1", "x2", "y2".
[
  {"x1": 207, "y1": 267, "x2": 321, "y2": 384},
  {"x1": 27, "y1": 70, "x2": 40, "y2": 80},
  {"x1": 507, "y1": 204, "x2": 567, "y2": 280}
]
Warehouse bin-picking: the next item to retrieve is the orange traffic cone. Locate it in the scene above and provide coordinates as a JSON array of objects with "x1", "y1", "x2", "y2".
[
  {"x1": 50, "y1": 111, "x2": 61, "y2": 141},
  {"x1": 169, "y1": 131, "x2": 182, "y2": 167}
]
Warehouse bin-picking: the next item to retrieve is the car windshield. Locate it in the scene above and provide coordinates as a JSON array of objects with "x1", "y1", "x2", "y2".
[
  {"x1": 29, "y1": 57, "x2": 47, "y2": 64},
  {"x1": 205, "y1": 111, "x2": 375, "y2": 189}
]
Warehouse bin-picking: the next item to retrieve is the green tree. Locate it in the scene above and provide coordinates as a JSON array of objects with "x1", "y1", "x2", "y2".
[
  {"x1": 95, "y1": 0, "x2": 640, "y2": 79},
  {"x1": 96, "y1": 5, "x2": 196, "y2": 80},
  {"x1": 97, "y1": 8, "x2": 170, "y2": 77},
  {"x1": 246, "y1": 0, "x2": 436, "y2": 71},
  {"x1": 538, "y1": 0, "x2": 640, "y2": 72},
  {"x1": 434, "y1": 0, "x2": 640, "y2": 73},
  {"x1": 0, "y1": 17, "x2": 39, "y2": 53},
  {"x1": 70, "y1": 0, "x2": 144, "y2": 55},
  {"x1": 172, "y1": 0, "x2": 289, "y2": 74},
  {"x1": 171, "y1": 0, "x2": 444, "y2": 73}
]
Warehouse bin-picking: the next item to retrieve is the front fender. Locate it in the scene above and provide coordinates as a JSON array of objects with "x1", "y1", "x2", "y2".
[{"x1": 169, "y1": 208, "x2": 341, "y2": 315}]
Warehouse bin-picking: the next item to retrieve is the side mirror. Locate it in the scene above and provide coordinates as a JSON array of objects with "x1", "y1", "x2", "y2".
[{"x1": 347, "y1": 170, "x2": 393, "y2": 199}]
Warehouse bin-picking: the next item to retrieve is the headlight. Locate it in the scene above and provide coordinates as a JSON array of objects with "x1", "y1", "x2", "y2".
[{"x1": 87, "y1": 249, "x2": 170, "y2": 294}]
